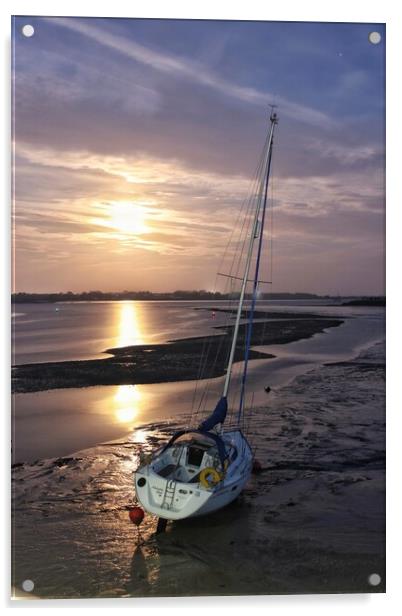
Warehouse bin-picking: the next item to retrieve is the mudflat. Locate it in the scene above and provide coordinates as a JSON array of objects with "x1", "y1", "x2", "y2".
[{"x1": 12, "y1": 310, "x2": 343, "y2": 393}]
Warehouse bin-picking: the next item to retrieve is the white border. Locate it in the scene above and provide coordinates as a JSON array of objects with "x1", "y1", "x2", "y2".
[
  {"x1": 2, "y1": 1, "x2": 401, "y2": 614},
  {"x1": 0, "y1": 0, "x2": 397, "y2": 22}
]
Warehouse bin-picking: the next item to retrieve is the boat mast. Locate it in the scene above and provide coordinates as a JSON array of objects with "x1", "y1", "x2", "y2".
[
  {"x1": 222, "y1": 109, "x2": 278, "y2": 399},
  {"x1": 238, "y1": 113, "x2": 277, "y2": 422}
]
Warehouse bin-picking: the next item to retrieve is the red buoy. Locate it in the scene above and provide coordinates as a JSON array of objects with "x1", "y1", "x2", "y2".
[{"x1": 129, "y1": 506, "x2": 144, "y2": 526}]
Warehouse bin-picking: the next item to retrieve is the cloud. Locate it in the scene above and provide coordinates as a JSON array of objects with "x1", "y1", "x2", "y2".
[
  {"x1": 14, "y1": 45, "x2": 162, "y2": 116},
  {"x1": 47, "y1": 17, "x2": 336, "y2": 129},
  {"x1": 14, "y1": 135, "x2": 384, "y2": 295},
  {"x1": 305, "y1": 139, "x2": 380, "y2": 165},
  {"x1": 15, "y1": 141, "x2": 253, "y2": 205}
]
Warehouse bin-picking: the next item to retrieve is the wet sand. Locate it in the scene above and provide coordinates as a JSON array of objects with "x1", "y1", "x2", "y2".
[
  {"x1": 11, "y1": 343, "x2": 385, "y2": 598},
  {"x1": 12, "y1": 310, "x2": 342, "y2": 393}
]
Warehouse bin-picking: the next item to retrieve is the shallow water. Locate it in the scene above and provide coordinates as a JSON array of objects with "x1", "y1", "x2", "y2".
[
  {"x1": 12, "y1": 302, "x2": 384, "y2": 463},
  {"x1": 12, "y1": 300, "x2": 231, "y2": 365},
  {"x1": 12, "y1": 299, "x2": 381, "y2": 365}
]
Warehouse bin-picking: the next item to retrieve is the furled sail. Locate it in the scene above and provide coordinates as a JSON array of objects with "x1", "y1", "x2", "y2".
[{"x1": 198, "y1": 396, "x2": 228, "y2": 431}]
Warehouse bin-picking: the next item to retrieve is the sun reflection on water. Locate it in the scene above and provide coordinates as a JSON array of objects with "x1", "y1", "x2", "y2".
[
  {"x1": 114, "y1": 385, "x2": 141, "y2": 423},
  {"x1": 131, "y1": 428, "x2": 148, "y2": 444},
  {"x1": 115, "y1": 302, "x2": 144, "y2": 348},
  {"x1": 112, "y1": 303, "x2": 147, "y2": 424}
]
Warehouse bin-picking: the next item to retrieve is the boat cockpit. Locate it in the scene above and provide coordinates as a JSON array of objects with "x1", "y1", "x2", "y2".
[{"x1": 151, "y1": 431, "x2": 237, "y2": 484}]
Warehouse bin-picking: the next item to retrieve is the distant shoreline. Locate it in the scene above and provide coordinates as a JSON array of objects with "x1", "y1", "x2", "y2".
[
  {"x1": 12, "y1": 309, "x2": 343, "y2": 394},
  {"x1": 11, "y1": 291, "x2": 342, "y2": 303},
  {"x1": 341, "y1": 297, "x2": 385, "y2": 307}
]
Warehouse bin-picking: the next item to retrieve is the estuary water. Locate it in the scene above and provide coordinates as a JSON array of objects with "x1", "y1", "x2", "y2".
[{"x1": 12, "y1": 300, "x2": 385, "y2": 463}]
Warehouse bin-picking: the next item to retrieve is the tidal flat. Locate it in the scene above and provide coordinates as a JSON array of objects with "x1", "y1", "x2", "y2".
[
  {"x1": 12, "y1": 309, "x2": 342, "y2": 393},
  {"x1": 12, "y1": 343, "x2": 385, "y2": 598}
]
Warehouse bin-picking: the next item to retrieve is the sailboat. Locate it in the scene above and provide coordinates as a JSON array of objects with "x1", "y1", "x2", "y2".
[{"x1": 134, "y1": 109, "x2": 278, "y2": 520}]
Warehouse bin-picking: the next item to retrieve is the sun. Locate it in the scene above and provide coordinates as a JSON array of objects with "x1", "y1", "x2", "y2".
[{"x1": 108, "y1": 201, "x2": 149, "y2": 235}]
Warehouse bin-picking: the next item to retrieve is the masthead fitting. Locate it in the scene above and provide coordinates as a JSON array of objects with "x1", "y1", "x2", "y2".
[{"x1": 269, "y1": 104, "x2": 279, "y2": 124}]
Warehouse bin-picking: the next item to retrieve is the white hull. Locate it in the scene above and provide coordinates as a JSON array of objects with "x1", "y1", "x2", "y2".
[{"x1": 135, "y1": 429, "x2": 252, "y2": 520}]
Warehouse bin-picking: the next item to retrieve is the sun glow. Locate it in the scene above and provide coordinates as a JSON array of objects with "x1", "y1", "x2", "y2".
[{"x1": 108, "y1": 201, "x2": 149, "y2": 235}]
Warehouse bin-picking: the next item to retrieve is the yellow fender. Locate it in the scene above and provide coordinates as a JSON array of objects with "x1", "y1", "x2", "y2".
[{"x1": 199, "y1": 467, "x2": 223, "y2": 488}]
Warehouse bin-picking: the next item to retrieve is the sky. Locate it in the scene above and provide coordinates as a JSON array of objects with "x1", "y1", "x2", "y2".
[{"x1": 12, "y1": 16, "x2": 385, "y2": 295}]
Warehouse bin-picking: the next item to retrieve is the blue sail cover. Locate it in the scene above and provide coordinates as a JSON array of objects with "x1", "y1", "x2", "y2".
[{"x1": 198, "y1": 396, "x2": 228, "y2": 432}]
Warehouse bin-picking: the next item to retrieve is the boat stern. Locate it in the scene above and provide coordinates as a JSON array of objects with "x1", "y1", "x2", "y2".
[{"x1": 134, "y1": 467, "x2": 212, "y2": 520}]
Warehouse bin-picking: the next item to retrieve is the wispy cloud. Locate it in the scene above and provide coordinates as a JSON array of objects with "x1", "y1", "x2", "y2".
[
  {"x1": 304, "y1": 138, "x2": 381, "y2": 166},
  {"x1": 14, "y1": 44, "x2": 162, "y2": 116},
  {"x1": 48, "y1": 17, "x2": 336, "y2": 129},
  {"x1": 16, "y1": 142, "x2": 253, "y2": 203}
]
